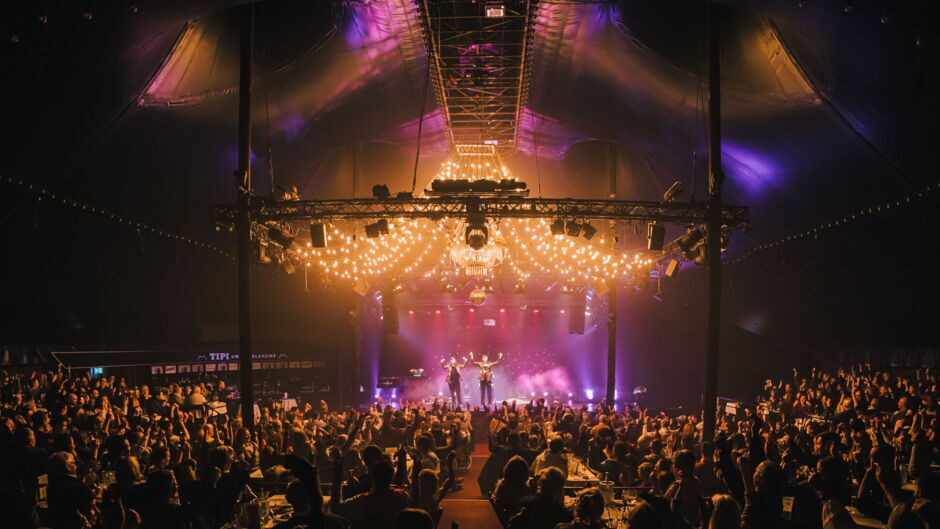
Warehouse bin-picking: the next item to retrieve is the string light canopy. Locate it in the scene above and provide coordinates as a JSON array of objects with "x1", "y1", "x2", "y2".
[
  {"x1": 434, "y1": 144, "x2": 511, "y2": 181},
  {"x1": 214, "y1": 141, "x2": 749, "y2": 292}
]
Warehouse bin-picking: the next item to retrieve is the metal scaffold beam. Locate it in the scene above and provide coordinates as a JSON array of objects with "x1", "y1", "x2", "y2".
[{"x1": 213, "y1": 197, "x2": 748, "y2": 225}]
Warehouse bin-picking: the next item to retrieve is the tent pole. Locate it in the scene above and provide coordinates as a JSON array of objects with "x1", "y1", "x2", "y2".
[
  {"x1": 703, "y1": 2, "x2": 724, "y2": 441},
  {"x1": 606, "y1": 278, "x2": 617, "y2": 405},
  {"x1": 236, "y1": 4, "x2": 255, "y2": 433}
]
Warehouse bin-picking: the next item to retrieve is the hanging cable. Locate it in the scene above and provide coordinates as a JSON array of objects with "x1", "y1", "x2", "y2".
[
  {"x1": 263, "y1": 8, "x2": 276, "y2": 196},
  {"x1": 1, "y1": 174, "x2": 232, "y2": 259},
  {"x1": 534, "y1": 116, "x2": 543, "y2": 198},
  {"x1": 411, "y1": 48, "x2": 432, "y2": 193},
  {"x1": 726, "y1": 180, "x2": 939, "y2": 265}
]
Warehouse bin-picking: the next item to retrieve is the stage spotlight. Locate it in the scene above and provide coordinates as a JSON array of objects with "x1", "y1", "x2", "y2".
[
  {"x1": 677, "y1": 227, "x2": 704, "y2": 259},
  {"x1": 550, "y1": 218, "x2": 566, "y2": 236},
  {"x1": 663, "y1": 181, "x2": 683, "y2": 202},
  {"x1": 365, "y1": 219, "x2": 389, "y2": 238},
  {"x1": 485, "y1": 3, "x2": 505, "y2": 17},
  {"x1": 253, "y1": 240, "x2": 272, "y2": 264},
  {"x1": 273, "y1": 181, "x2": 300, "y2": 201},
  {"x1": 269, "y1": 225, "x2": 295, "y2": 249},
  {"x1": 275, "y1": 254, "x2": 296, "y2": 275},
  {"x1": 585, "y1": 388, "x2": 594, "y2": 400},
  {"x1": 580, "y1": 223, "x2": 597, "y2": 240},
  {"x1": 565, "y1": 220, "x2": 582, "y2": 237},
  {"x1": 465, "y1": 213, "x2": 489, "y2": 250},
  {"x1": 372, "y1": 184, "x2": 390, "y2": 200}
]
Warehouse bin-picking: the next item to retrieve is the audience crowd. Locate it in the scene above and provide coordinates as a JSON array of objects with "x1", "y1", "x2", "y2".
[{"x1": 0, "y1": 364, "x2": 937, "y2": 529}]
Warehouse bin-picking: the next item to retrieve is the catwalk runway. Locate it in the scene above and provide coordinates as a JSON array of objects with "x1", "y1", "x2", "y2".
[{"x1": 439, "y1": 442, "x2": 502, "y2": 529}]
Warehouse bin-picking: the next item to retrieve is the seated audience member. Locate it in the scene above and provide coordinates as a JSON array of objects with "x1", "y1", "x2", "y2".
[
  {"x1": 708, "y1": 494, "x2": 741, "y2": 529},
  {"x1": 139, "y1": 470, "x2": 192, "y2": 529},
  {"x1": 271, "y1": 480, "x2": 313, "y2": 529},
  {"x1": 509, "y1": 467, "x2": 573, "y2": 529},
  {"x1": 395, "y1": 508, "x2": 435, "y2": 529},
  {"x1": 555, "y1": 487, "x2": 605, "y2": 529},
  {"x1": 532, "y1": 437, "x2": 568, "y2": 480},
  {"x1": 332, "y1": 459, "x2": 410, "y2": 529},
  {"x1": 665, "y1": 449, "x2": 702, "y2": 527},
  {"x1": 412, "y1": 451, "x2": 456, "y2": 523},
  {"x1": 47, "y1": 451, "x2": 98, "y2": 529},
  {"x1": 695, "y1": 441, "x2": 722, "y2": 489},
  {"x1": 494, "y1": 455, "x2": 534, "y2": 509}
]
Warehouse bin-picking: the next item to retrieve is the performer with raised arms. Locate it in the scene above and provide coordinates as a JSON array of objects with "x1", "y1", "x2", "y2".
[
  {"x1": 440, "y1": 356, "x2": 467, "y2": 405},
  {"x1": 469, "y1": 352, "x2": 503, "y2": 406}
]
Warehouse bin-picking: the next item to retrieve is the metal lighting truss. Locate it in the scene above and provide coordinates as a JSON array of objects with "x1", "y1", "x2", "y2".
[
  {"x1": 419, "y1": 0, "x2": 537, "y2": 153},
  {"x1": 213, "y1": 197, "x2": 748, "y2": 225}
]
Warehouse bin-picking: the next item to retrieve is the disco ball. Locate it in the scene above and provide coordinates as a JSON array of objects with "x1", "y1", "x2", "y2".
[{"x1": 469, "y1": 288, "x2": 487, "y2": 306}]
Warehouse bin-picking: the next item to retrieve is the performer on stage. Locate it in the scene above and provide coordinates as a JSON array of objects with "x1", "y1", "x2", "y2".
[
  {"x1": 440, "y1": 356, "x2": 467, "y2": 405},
  {"x1": 469, "y1": 352, "x2": 503, "y2": 405}
]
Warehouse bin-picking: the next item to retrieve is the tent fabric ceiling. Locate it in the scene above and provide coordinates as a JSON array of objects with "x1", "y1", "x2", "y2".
[{"x1": 1, "y1": 0, "x2": 936, "y2": 250}]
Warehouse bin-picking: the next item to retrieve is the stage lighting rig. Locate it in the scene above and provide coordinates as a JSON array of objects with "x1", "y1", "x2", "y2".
[
  {"x1": 485, "y1": 2, "x2": 505, "y2": 18},
  {"x1": 273, "y1": 181, "x2": 300, "y2": 201},
  {"x1": 253, "y1": 240, "x2": 272, "y2": 264},
  {"x1": 275, "y1": 253, "x2": 296, "y2": 275},
  {"x1": 663, "y1": 181, "x2": 683, "y2": 202},
  {"x1": 677, "y1": 227, "x2": 705, "y2": 260},
  {"x1": 465, "y1": 213, "x2": 489, "y2": 250},
  {"x1": 550, "y1": 218, "x2": 566, "y2": 236},
  {"x1": 268, "y1": 224, "x2": 295, "y2": 249},
  {"x1": 372, "y1": 184, "x2": 390, "y2": 200},
  {"x1": 580, "y1": 223, "x2": 597, "y2": 240},
  {"x1": 565, "y1": 220, "x2": 582, "y2": 237},
  {"x1": 365, "y1": 219, "x2": 389, "y2": 238}
]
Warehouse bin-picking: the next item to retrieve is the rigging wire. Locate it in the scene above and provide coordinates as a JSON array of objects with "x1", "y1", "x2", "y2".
[
  {"x1": 263, "y1": 6, "x2": 275, "y2": 196},
  {"x1": 411, "y1": 48, "x2": 432, "y2": 193},
  {"x1": 534, "y1": 115, "x2": 543, "y2": 198}
]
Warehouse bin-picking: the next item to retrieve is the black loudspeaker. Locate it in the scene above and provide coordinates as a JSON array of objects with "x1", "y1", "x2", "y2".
[
  {"x1": 382, "y1": 290, "x2": 399, "y2": 334},
  {"x1": 665, "y1": 259, "x2": 680, "y2": 278},
  {"x1": 568, "y1": 297, "x2": 586, "y2": 334},
  {"x1": 310, "y1": 223, "x2": 327, "y2": 248},
  {"x1": 647, "y1": 223, "x2": 665, "y2": 251}
]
